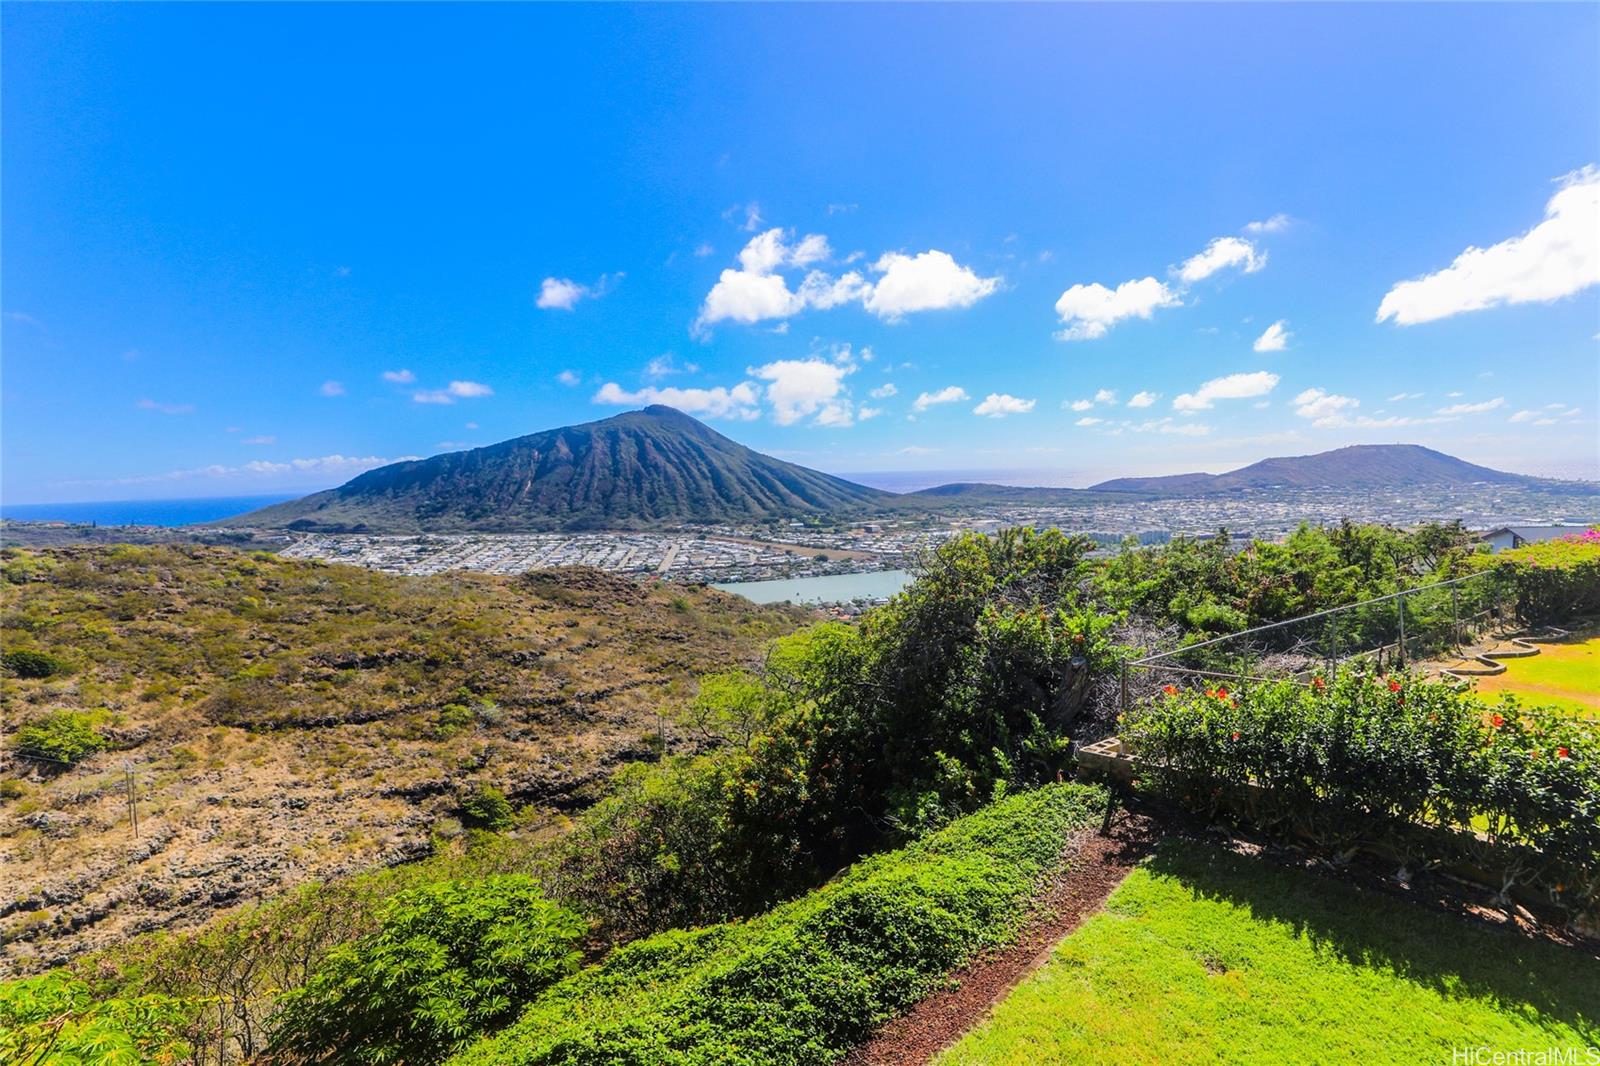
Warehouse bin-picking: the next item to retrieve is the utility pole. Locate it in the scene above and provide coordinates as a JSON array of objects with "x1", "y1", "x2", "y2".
[{"x1": 124, "y1": 760, "x2": 139, "y2": 840}]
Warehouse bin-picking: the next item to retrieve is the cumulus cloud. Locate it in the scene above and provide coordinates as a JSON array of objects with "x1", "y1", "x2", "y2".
[
  {"x1": 863, "y1": 251, "x2": 1001, "y2": 321},
  {"x1": 1054, "y1": 278, "x2": 1180, "y2": 341},
  {"x1": 1509, "y1": 409, "x2": 1537, "y2": 423},
  {"x1": 1177, "y1": 237, "x2": 1266, "y2": 284},
  {"x1": 1293, "y1": 388, "x2": 1361, "y2": 424},
  {"x1": 912, "y1": 386, "x2": 969, "y2": 412},
  {"x1": 382, "y1": 369, "x2": 416, "y2": 384},
  {"x1": 73, "y1": 453, "x2": 416, "y2": 490},
  {"x1": 1127, "y1": 390, "x2": 1159, "y2": 408},
  {"x1": 1075, "y1": 416, "x2": 1103, "y2": 426},
  {"x1": 1377, "y1": 166, "x2": 1600, "y2": 325},
  {"x1": 1066, "y1": 398, "x2": 1094, "y2": 412},
  {"x1": 697, "y1": 229, "x2": 998, "y2": 331},
  {"x1": 1253, "y1": 320, "x2": 1291, "y2": 353},
  {"x1": 319, "y1": 380, "x2": 346, "y2": 397},
  {"x1": 413, "y1": 380, "x2": 493, "y2": 405},
  {"x1": 592, "y1": 381, "x2": 761, "y2": 420},
  {"x1": 749, "y1": 357, "x2": 856, "y2": 426},
  {"x1": 1244, "y1": 214, "x2": 1292, "y2": 235},
  {"x1": 1435, "y1": 397, "x2": 1505, "y2": 416},
  {"x1": 1132, "y1": 418, "x2": 1211, "y2": 437},
  {"x1": 870, "y1": 383, "x2": 898, "y2": 399},
  {"x1": 556, "y1": 369, "x2": 582, "y2": 387},
  {"x1": 1172, "y1": 371, "x2": 1279, "y2": 411},
  {"x1": 973, "y1": 393, "x2": 1035, "y2": 418},
  {"x1": 537, "y1": 277, "x2": 589, "y2": 310},
  {"x1": 1094, "y1": 389, "x2": 1118, "y2": 404}
]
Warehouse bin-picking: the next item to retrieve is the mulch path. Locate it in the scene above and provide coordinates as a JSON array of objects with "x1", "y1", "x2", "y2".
[{"x1": 841, "y1": 808, "x2": 1160, "y2": 1066}]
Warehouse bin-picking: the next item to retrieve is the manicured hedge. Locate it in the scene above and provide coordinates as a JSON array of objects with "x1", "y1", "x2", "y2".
[
  {"x1": 1121, "y1": 669, "x2": 1600, "y2": 922},
  {"x1": 445, "y1": 783, "x2": 1108, "y2": 1066}
]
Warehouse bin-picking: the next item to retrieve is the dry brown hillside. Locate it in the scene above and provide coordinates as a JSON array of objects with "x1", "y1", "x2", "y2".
[{"x1": 0, "y1": 544, "x2": 805, "y2": 974}]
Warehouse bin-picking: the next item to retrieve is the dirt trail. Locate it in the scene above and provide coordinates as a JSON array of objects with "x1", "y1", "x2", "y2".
[{"x1": 843, "y1": 809, "x2": 1158, "y2": 1066}]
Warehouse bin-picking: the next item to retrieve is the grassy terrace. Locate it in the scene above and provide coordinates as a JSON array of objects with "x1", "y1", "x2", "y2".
[
  {"x1": 1471, "y1": 629, "x2": 1600, "y2": 718},
  {"x1": 940, "y1": 839, "x2": 1600, "y2": 1065}
]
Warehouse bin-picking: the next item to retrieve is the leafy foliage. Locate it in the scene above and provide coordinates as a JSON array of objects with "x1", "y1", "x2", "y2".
[
  {"x1": 458, "y1": 784, "x2": 514, "y2": 831},
  {"x1": 552, "y1": 528, "x2": 1116, "y2": 939},
  {"x1": 12, "y1": 711, "x2": 108, "y2": 765},
  {"x1": 0, "y1": 971, "x2": 192, "y2": 1065},
  {"x1": 448, "y1": 784, "x2": 1107, "y2": 1066},
  {"x1": 1122, "y1": 669, "x2": 1600, "y2": 921},
  {"x1": 2, "y1": 648, "x2": 69, "y2": 679},
  {"x1": 266, "y1": 876, "x2": 585, "y2": 1066},
  {"x1": 1482, "y1": 527, "x2": 1600, "y2": 624}
]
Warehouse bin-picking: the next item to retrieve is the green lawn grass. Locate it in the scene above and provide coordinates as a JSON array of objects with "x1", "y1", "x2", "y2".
[
  {"x1": 1473, "y1": 633, "x2": 1599, "y2": 718},
  {"x1": 938, "y1": 839, "x2": 1599, "y2": 1065}
]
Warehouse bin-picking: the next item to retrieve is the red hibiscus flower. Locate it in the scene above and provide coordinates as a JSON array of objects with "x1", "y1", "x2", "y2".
[
  {"x1": 1557, "y1": 747, "x2": 1571, "y2": 760},
  {"x1": 1388, "y1": 679, "x2": 1402, "y2": 693}
]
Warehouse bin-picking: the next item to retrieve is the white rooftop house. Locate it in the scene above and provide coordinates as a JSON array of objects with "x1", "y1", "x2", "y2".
[{"x1": 1477, "y1": 525, "x2": 1592, "y2": 553}]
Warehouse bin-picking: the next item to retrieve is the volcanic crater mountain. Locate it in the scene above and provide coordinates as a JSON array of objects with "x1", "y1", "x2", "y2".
[
  {"x1": 227, "y1": 410, "x2": 1596, "y2": 532},
  {"x1": 228, "y1": 405, "x2": 894, "y2": 532}
]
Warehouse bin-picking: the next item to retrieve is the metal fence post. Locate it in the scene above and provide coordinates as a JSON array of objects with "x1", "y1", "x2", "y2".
[{"x1": 1396, "y1": 590, "x2": 1407, "y2": 667}]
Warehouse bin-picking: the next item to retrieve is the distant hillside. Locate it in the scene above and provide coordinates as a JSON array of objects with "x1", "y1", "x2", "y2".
[
  {"x1": 224, "y1": 406, "x2": 893, "y2": 532},
  {"x1": 1089, "y1": 444, "x2": 1594, "y2": 497}
]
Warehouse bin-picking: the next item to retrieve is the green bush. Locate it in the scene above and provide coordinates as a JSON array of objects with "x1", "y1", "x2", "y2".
[
  {"x1": 448, "y1": 784, "x2": 1107, "y2": 1066},
  {"x1": 1121, "y1": 669, "x2": 1600, "y2": 921},
  {"x1": 12, "y1": 711, "x2": 108, "y2": 765},
  {"x1": 266, "y1": 876, "x2": 585, "y2": 1066},
  {"x1": 459, "y1": 784, "x2": 514, "y2": 831},
  {"x1": 1483, "y1": 529, "x2": 1600, "y2": 624},
  {"x1": 2, "y1": 647, "x2": 68, "y2": 678},
  {"x1": 0, "y1": 971, "x2": 192, "y2": 1065}
]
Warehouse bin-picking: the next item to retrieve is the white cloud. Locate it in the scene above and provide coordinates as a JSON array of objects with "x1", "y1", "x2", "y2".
[
  {"x1": 1094, "y1": 388, "x2": 1118, "y2": 404},
  {"x1": 973, "y1": 393, "x2": 1035, "y2": 418},
  {"x1": 74, "y1": 453, "x2": 415, "y2": 489},
  {"x1": 592, "y1": 381, "x2": 760, "y2": 420},
  {"x1": 1435, "y1": 397, "x2": 1505, "y2": 416},
  {"x1": 537, "y1": 277, "x2": 590, "y2": 310},
  {"x1": 1253, "y1": 320, "x2": 1291, "y2": 353},
  {"x1": 869, "y1": 383, "x2": 898, "y2": 399},
  {"x1": 241, "y1": 435, "x2": 276, "y2": 446},
  {"x1": 749, "y1": 357, "x2": 856, "y2": 427},
  {"x1": 1177, "y1": 237, "x2": 1266, "y2": 284},
  {"x1": 1172, "y1": 371, "x2": 1279, "y2": 411},
  {"x1": 1387, "y1": 391, "x2": 1423, "y2": 402},
  {"x1": 1075, "y1": 416, "x2": 1103, "y2": 427},
  {"x1": 1127, "y1": 391, "x2": 1159, "y2": 408},
  {"x1": 412, "y1": 380, "x2": 493, "y2": 405},
  {"x1": 912, "y1": 386, "x2": 969, "y2": 411},
  {"x1": 857, "y1": 405, "x2": 884, "y2": 421},
  {"x1": 1293, "y1": 388, "x2": 1361, "y2": 424},
  {"x1": 137, "y1": 398, "x2": 195, "y2": 415},
  {"x1": 1244, "y1": 214, "x2": 1292, "y2": 235},
  {"x1": 644, "y1": 354, "x2": 699, "y2": 378},
  {"x1": 1509, "y1": 409, "x2": 1536, "y2": 423},
  {"x1": 319, "y1": 380, "x2": 345, "y2": 397},
  {"x1": 382, "y1": 369, "x2": 416, "y2": 384},
  {"x1": 863, "y1": 250, "x2": 1001, "y2": 321},
  {"x1": 1054, "y1": 278, "x2": 1179, "y2": 341},
  {"x1": 1377, "y1": 166, "x2": 1600, "y2": 325},
  {"x1": 556, "y1": 369, "x2": 582, "y2": 387},
  {"x1": 1066, "y1": 399, "x2": 1094, "y2": 412},
  {"x1": 1133, "y1": 417, "x2": 1211, "y2": 437},
  {"x1": 694, "y1": 243, "x2": 715, "y2": 258}
]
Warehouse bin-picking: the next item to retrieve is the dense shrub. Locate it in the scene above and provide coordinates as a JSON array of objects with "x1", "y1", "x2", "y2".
[
  {"x1": 1121, "y1": 669, "x2": 1600, "y2": 920},
  {"x1": 458, "y1": 784, "x2": 514, "y2": 831},
  {"x1": 0, "y1": 971, "x2": 192, "y2": 1065},
  {"x1": 12, "y1": 711, "x2": 108, "y2": 765},
  {"x1": 1484, "y1": 528, "x2": 1600, "y2": 624},
  {"x1": 2, "y1": 647, "x2": 69, "y2": 678},
  {"x1": 448, "y1": 784, "x2": 1108, "y2": 1066},
  {"x1": 265, "y1": 876, "x2": 585, "y2": 1066},
  {"x1": 552, "y1": 529, "x2": 1116, "y2": 939}
]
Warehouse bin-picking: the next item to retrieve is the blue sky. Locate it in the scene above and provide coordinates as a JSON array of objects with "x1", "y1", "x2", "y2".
[{"x1": 4, "y1": 3, "x2": 1598, "y2": 503}]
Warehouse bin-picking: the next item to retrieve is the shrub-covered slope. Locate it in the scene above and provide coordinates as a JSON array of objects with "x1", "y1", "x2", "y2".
[{"x1": 0, "y1": 544, "x2": 803, "y2": 972}]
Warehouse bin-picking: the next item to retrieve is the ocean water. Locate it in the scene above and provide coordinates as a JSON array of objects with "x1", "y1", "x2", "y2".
[{"x1": 0, "y1": 494, "x2": 298, "y2": 527}]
